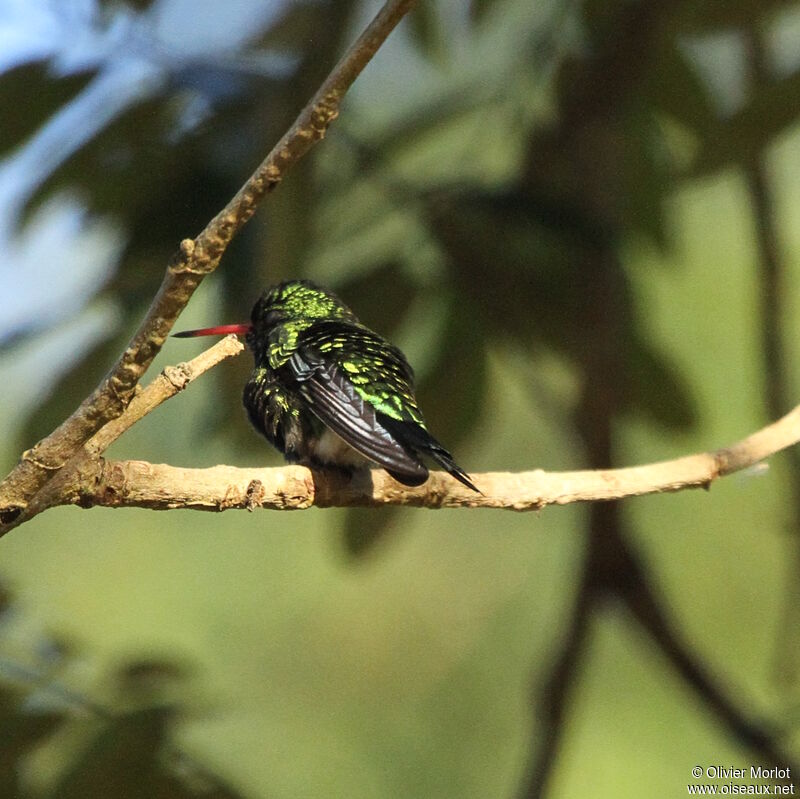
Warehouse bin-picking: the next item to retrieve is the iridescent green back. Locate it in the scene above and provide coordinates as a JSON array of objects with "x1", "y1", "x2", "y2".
[
  {"x1": 301, "y1": 323, "x2": 426, "y2": 426},
  {"x1": 254, "y1": 280, "x2": 426, "y2": 427}
]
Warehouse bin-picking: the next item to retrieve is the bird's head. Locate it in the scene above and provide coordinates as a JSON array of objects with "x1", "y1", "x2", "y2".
[
  {"x1": 252, "y1": 280, "x2": 358, "y2": 329},
  {"x1": 172, "y1": 280, "x2": 357, "y2": 353}
]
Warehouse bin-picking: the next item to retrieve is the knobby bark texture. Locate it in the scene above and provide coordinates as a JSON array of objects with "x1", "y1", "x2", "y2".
[
  {"x1": 9, "y1": 399, "x2": 799, "y2": 518},
  {"x1": 2, "y1": 324, "x2": 797, "y2": 537},
  {"x1": 0, "y1": 0, "x2": 418, "y2": 530}
]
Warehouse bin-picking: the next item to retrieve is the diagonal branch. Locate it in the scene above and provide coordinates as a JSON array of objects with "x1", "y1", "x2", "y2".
[
  {"x1": 13, "y1": 336, "x2": 244, "y2": 529},
  {"x1": 0, "y1": 0, "x2": 418, "y2": 530},
  {"x1": 624, "y1": 568, "x2": 798, "y2": 774},
  {"x1": 520, "y1": 563, "x2": 596, "y2": 798}
]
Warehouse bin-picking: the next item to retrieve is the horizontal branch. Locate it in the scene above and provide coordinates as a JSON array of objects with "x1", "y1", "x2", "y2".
[
  {"x1": 0, "y1": 0, "x2": 417, "y2": 529},
  {"x1": 39, "y1": 402, "x2": 800, "y2": 512}
]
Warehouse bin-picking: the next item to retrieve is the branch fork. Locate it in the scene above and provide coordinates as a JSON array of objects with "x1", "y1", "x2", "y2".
[
  {"x1": 1, "y1": 0, "x2": 800, "y2": 534},
  {"x1": 8, "y1": 334, "x2": 800, "y2": 523},
  {"x1": 0, "y1": 0, "x2": 419, "y2": 533}
]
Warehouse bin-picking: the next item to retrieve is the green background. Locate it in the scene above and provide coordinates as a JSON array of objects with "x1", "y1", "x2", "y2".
[{"x1": 0, "y1": 1, "x2": 798, "y2": 796}]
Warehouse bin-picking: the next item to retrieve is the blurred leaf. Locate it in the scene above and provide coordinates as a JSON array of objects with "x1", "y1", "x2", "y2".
[
  {"x1": 616, "y1": 112, "x2": 674, "y2": 250},
  {"x1": 51, "y1": 705, "x2": 177, "y2": 799},
  {"x1": 646, "y1": 40, "x2": 718, "y2": 139},
  {"x1": 524, "y1": 121, "x2": 674, "y2": 253},
  {"x1": 409, "y1": 3, "x2": 448, "y2": 65},
  {"x1": 415, "y1": 293, "x2": 487, "y2": 450},
  {"x1": 625, "y1": 340, "x2": 697, "y2": 430},
  {"x1": 341, "y1": 506, "x2": 404, "y2": 559},
  {"x1": 32, "y1": 95, "x2": 233, "y2": 223},
  {"x1": 338, "y1": 261, "x2": 417, "y2": 336},
  {"x1": 0, "y1": 580, "x2": 11, "y2": 618},
  {"x1": 427, "y1": 186, "x2": 693, "y2": 431},
  {"x1": 117, "y1": 659, "x2": 191, "y2": 697},
  {"x1": 0, "y1": 588, "x2": 67, "y2": 797},
  {"x1": 0, "y1": 627, "x2": 241, "y2": 799},
  {"x1": 105, "y1": 0, "x2": 157, "y2": 10},
  {"x1": 672, "y1": 0, "x2": 798, "y2": 33},
  {"x1": 50, "y1": 700, "x2": 246, "y2": 799},
  {"x1": 427, "y1": 191, "x2": 592, "y2": 355},
  {"x1": 469, "y1": 0, "x2": 497, "y2": 23},
  {"x1": 0, "y1": 64, "x2": 92, "y2": 158},
  {"x1": 692, "y1": 68, "x2": 800, "y2": 175},
  {"x1": 0, "y1": 690, "x2": 67, "y2": 798},
  {"x1": 582, "y1": 0, "x2": 643, "y2": 48}
]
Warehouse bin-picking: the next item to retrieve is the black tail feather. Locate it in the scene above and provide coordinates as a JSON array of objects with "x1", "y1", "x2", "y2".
[
  {"x1": 427, "y1": 444, "x2": 481, "y2": 493},
  {"x1": 379, "y1": 416, "x2": 480, "y2": 493}
]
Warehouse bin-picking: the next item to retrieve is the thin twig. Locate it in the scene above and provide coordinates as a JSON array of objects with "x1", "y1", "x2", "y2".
[
  {"x1": 86, "y1": 336, "x2": 244, "y2": 456},
  {"x1": 13, "y1": 336, "x2": 244, "y2": 528},
  {"x1": 0, "y1": 0, "x2": 418, "y2": 530}
]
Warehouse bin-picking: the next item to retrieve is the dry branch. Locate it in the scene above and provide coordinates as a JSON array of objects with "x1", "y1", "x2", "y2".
[
  {"x1": 0, "y1": 0, "x2": 417, "y2": 529},
  {"x1": 32, "y1": 402, "x2": 800, "y2": 513},
  {"x1": 9, "y1": 337, "x2": 244, "y2": 530},
  {"x1": 87, "y1": 336, "x2": 245, "y2": 456}
]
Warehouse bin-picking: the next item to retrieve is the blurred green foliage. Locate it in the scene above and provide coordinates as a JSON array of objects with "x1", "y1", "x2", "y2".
[
  {"x1": 0, "y1": 584, "x2": 243, "y2": 798},
  {"x1": 1, "y1": 0, "x2": 800, "y2": 796}
]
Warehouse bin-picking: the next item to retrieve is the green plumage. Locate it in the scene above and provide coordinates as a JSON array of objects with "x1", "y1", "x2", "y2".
[{"x1": 241, "y1": 280, "x2": 477, "y2": 491}]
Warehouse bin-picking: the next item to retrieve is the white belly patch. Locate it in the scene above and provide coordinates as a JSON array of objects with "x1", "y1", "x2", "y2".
[{"x1": 312, "y1": 428, "x2": 370, "y2": 468}]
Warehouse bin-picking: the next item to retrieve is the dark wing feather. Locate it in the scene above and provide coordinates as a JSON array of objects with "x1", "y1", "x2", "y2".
[
  {"x1": 296, "y1": 322, "x2": 424, "y2": 425},
  {"x1": 286, "y1": 349, "x2": 428, "y2": 485},
  {"x1": 284, "y1": 321, "x2": 478, "y2": 492},
  {"x1": 379, "y1": 416, "x2": 480, "y2": 493}
]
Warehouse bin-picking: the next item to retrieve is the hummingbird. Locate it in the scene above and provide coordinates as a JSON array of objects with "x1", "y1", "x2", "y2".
[{"x1": 174, "y1": 280, "x2": 478, "y2": 491}]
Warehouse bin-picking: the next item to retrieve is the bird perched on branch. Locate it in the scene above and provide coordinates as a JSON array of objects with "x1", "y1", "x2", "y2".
[{"x1": 174, "y1": 280, "x2": 478, "y2": 492}]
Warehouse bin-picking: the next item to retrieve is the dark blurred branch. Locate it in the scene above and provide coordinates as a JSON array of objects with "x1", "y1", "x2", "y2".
[
  {"x1": 515, "y1": 2, "x2": 800, "y2": 793},
  {"x1": 744, "y1": 29, "x2": 793, "y2": 443},
  {"x1": 520, "y1": 239, "x2": 627, "y2": 798},
  {"x1": 743, "y1": 26, "x2": 800, "y2": 689},
  {"x1": 523, "y1": 509, "x2": 800, "y2": 797},
  {"x1": 522, "y1": 556, "x2": 595, "y2": 798},
  {"x1": 0, "y1": 0, "x2": 418, "y2": 532},
  {"x1": 519, "y1": 240, "x2": 799, "y2": 796},
  {"x1": 624, "y1": 564, "x2": 798, "y2": 773}
]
